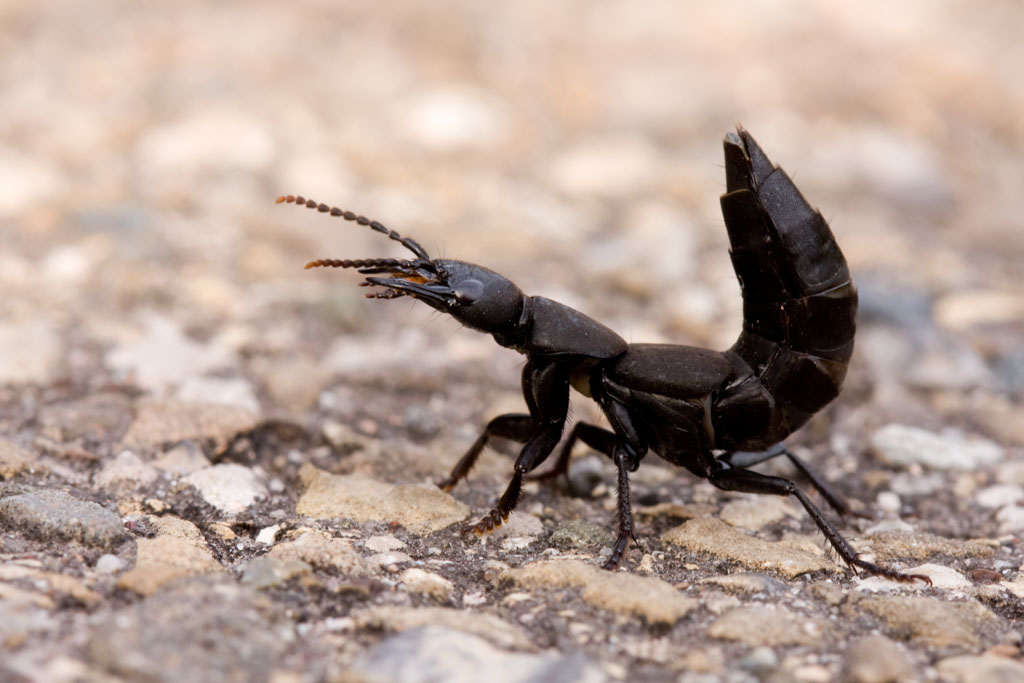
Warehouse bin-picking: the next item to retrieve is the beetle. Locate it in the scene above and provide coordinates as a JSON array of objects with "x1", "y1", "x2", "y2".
[{"x1": 282, "y1": 128, "x2": 929, "y2": 583}]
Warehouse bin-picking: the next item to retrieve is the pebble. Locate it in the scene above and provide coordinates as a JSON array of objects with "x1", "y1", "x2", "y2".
[
  {"x1": 549, "y1": 520, "x2": 611, "y2": 549},
  {"x1": 268, "y1": 528, "x2": 370, "y2": 576},
  {"x1": 353, "y1": 605, "x2": 536, "y2": 653},
  {"x1": 498, "y1": 559, "x2": 697, "y2": 625},
  {"x1": 975, "y1": 484, "x2": 1024, "y2": 508},
  {"x1": 0, "y1": 440, "x2": 37, "y2": 479},
  {"x1": 0, "y1": 319, "x2": 61, "y2": 384},
  {"x1": 740, "y1": 646, "x2": 779, "y2": 676},
  {"x1": 398, "y1": 84, "x2": 509, "y2": 152},
  {"x1": 93, "y1": 450, "x2": 160, "y2": 491},
  {"x1": 120, "y1": 398, "x2": 259, "y2": 451},
  {"x1": 870, "y1": 424, "x2": 1004, "y2": 470},
  {"x1": 295, "y1": 464, "x2": 469, "y2": 535},
  {"x1": 182, "y1": 463, "x2": 267, "y2": 517},
  {"x1": 105, "y1": 314, "x2": 236, "y2": 394},
  {"x1": 350, "y1": 626, "x2": 605, "y2": 683},
  {"x1": 851, "y1": 595, "x2": 1001, "y2": 650},
  {"x1": 176, "y1": 376, "x2": 261, "y2": 415},
  {"x1": 546, "y1": 135, "x2": 661, "y2": 199},
  {"x1": 399, "y1": 568, "x2": 455, "y2": 602},
  {"x1": 363, "y1": 535, "x2": 407, "y2": 553},
  {"x1": 707, "y1": 605, "x2": 825, "y2": 647},
  {"x1": 151, "y1": 444, "x2": 212, "y2": 476},
  {"x1": 240, "y1": 556, "x2": 312, "y2": 589},
  {"x1": 661, "y1": 516, "x2": 836, "y2": 579},
  {"x1": 936, "y1": 654, "x2": 1024, "y2": 683},
  {"x1": 88, "y1": 579, "x2": 293, "y2": 683},
  {"x1": 116, "y1": 516, "x2": 222, "y2": 596},
  {"x1": 718, "y1": 495, "x2": 798, "y2": 531},
  {"x1": 994, "y1": 505, "x2": 1024, "y2": 534},
  {"x1": 842, "y1": 634, "x2": 915, "y2": 683},
  {"x1": 0, "y1": 489, "x2": 124, "y2": 549},
  {"x1": 94, "y1": 554, "x2": 125, "y2": 574}
]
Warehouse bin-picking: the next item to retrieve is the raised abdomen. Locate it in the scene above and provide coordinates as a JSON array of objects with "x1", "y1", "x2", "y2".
[{"x1": 712, "y1": 129, "x2": 858, "y2": 451}]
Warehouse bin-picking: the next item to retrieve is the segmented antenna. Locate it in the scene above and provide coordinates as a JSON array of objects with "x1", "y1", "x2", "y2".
[
  {"x1": 303, "y1": 257, "x2": 416, "y2": 271},
  {"x1": 276, "y1": 194, "x2": 430, "y2": 260}
]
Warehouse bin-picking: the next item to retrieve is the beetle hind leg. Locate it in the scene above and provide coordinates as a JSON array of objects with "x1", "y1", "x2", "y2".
[
  {"x1": 718, "y1": 444, "x2": 869, "y2": 518},
  {"x1": 707, "y1": 465, "x2": 931, "y2": 584}
]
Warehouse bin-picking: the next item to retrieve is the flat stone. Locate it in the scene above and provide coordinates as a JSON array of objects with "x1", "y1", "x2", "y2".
[
  {"x1": 870, "y1": 424, "x2": 1003, "y2": 470},
  {"x1": 182, "y1": 464, "x2": 267, "y2": 517},
  {"x1": 852, "y1": 595, "x2": 1002, "y2": 650},
  {"x1": 176, "y1": 376, "x2": 260, "y2": 414},
  {"x1": 719, "y1": 495, "x2": 799, "y2": 531},
  {"x1": 116, "y1": 516, "x2": 222, "y2": 596},
  {"x1": 89, "y1": 579, "x2": 293, "y2": 683},
  {"x1": 400, "y1": 568, "x2": 455, "y2": 601},
  {"x1": 498, "y1": 559, "x2": 696, "y2": 625},
  {"x1": 0, "y1": 440, "x2": 37, "y2": 479},
  {"x1": 295, "y1": 464, "x2": 469, "y2": 535},
  {"x1": 353, "y1": 605, "x2": 536, "y2": 652},
  {"x1": 268, "y1": 528, "x2": 370, "y2": 576},
  {"x1": 0, "y1": 489, "x2": 124, "y2": 549},
  {"x1": 121, "y1": 398, "x2": 259, "y2": 450},
  {"x1": 549, "y1": 520, "x2": 612, "y2": 549},
  {"x1": 842, "y1": 634, "x2": 915, "y2": 683},
  {"x1": 861, "y1": 530, "x2": 995, "y2": 563},
  {"x1": 104, "y1": 313, "x2": 236, "y2": 394},
  {"x1": 240, "y1": 556, "x2": 312, "y2": 589},
  {"x1": 707, "y1": 605, "x2": 825, "y2": 647},
  {"x1": 661, "y1": 516, "x2": 837, "y2": 579},
  {"x1": 350, "y1": 627, "x2": 607, "y2": 683},
  {"x1": 150, "y1": 444, "x2": 212, "y2": 476},
  {"x1": 936, "y1": 654, "x2": 1024, "y2": 683}
]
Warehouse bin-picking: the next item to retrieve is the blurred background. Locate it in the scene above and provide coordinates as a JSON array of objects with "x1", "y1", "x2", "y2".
[{"x1": 2, "y1": 0, "x2": 1022, "y2": 445}]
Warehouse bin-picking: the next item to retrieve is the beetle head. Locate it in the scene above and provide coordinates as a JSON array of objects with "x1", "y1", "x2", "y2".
[{"x1": 281, "y1": 195, "x2": 526, "y2": 336}]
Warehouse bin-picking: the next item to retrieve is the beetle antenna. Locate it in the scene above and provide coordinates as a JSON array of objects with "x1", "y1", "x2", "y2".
[
  {"x1": 303, "y1": 257, "x2": 419, "y2": 271},
  {"x1": 276, "y1": 194, "x2": 430, "y2": 260}
]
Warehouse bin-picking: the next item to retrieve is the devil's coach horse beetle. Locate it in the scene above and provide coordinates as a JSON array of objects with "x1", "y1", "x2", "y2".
[{"x1": 281, "y1": 128, "x2": 930, "y2": 584}]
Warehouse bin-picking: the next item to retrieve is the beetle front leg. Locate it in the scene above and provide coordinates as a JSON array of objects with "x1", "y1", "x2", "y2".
[
  {"x1": 437, "y1": 414, "x2": 535, "y2": 492},
  {"x1": 462, "y1": 359, "x2": 570, "y2": 535}
]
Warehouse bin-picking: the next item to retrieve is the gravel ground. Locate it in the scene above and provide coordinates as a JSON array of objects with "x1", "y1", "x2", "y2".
[{"x1": 2, "y1": 2, "x2": 1023, "y2": 681}]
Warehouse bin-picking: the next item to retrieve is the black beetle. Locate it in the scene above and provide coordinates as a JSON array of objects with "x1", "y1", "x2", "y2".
[{"x1": 283, "y1": 128, "x2": 929, "y2": 584}]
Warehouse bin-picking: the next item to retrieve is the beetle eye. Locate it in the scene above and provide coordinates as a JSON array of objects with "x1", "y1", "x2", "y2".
[{"x1": 453, "y1": 279, "x2": 484, "y2": 304}]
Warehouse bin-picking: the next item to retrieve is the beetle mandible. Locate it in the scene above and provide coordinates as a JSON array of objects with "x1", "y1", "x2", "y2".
[{"x1": 282, "y1": 128, "x2": 929, "y2": 584}]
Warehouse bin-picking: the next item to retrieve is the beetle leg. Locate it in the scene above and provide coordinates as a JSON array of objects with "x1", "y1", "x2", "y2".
[
  {"x1": 526, "y1": 421, "x2": 618, "y2": 482},
  {"x1": 462, "y1": 359, "x2": 570, "y2": 535},
  {"x1": 437, "y1": 414, "x2": 534, "y2": 491},
  {"x1": 718, "y1": 445, "x2": 868, "y2": 518},
  {"x1": 604, "y1": 444, "x2": 640, "y2": 570},
  {"x1": 707, "y1": 466, "x2": 931, "y2": 584}
]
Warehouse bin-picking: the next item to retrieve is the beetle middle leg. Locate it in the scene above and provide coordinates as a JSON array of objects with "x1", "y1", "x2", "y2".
[
  {"x1": 718, "y1": 444, "x2": 868, "y2": 518},
  {"x1": 707, "y1": 464, "x2": 931, "y2": 584}
]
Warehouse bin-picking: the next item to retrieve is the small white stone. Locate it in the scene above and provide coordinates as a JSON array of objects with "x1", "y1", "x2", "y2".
[
  {"x1": 400, "y1": 568, "x2": 454, "y2": 600},
  {"x1": 364, "y1": 535, "x2": 407, "y2": 553},
  {"x1": 255, "y1": 524, "x2": 282, "y2": 545},
  {"x1": 875, "y1": 491, "x2": 902, "y2": 514},
  {"x1": 995, "y1": 506, "x2": 1024, "y2": 534},
  {"x1": 95, "y1": 554, "x2": 125, "y2": 574},
  {"x1": 182, "y1": 464, "x2": 267, "y2": 516},
  {"x1": 870, "y1": 424, "x2": 1003, "y2": 470},
  {"x1": 976, "y1": 484, "x2": 1024, "y2": 508}
]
